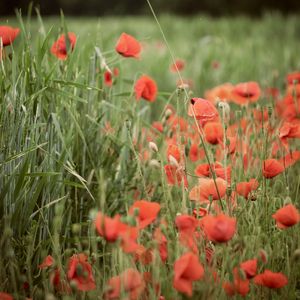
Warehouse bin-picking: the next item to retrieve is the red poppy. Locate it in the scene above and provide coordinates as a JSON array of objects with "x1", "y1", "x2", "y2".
[
  {"x1": 38, "y1": 255, "x2": 54, "y2": 269},
  {"x1": 240, "y1": 259, "x2": 257, "y2": 279},
  {"x1": 154, "y1": 228, "x2": 168, "y2": 262},
  {"x1": 50, "y1": 268, "x2": 72, "y2": 294},
  {"x1": 279, "y1": 151, "x2": 300, "y2": 168},
  {"x1": 170, "y1": 59, "x2": 185, "y2": 72},
  {"x1": 254, "y1": 270, "x2": 288, "y2": 289},
  {"x1": 188, "y1": 98, "x2": 219, "y2": 124},
  {"x1": 104, "y1": 68, "x2": 119, "y2": 87},
  {"x1": 167, "y1": 144, "x2": 181, "y2": 163},
  {"x1": 173, "y1": 252, "x2": 204, "y2": 296},
  {"x1": 0, "y1": 293, "x2": 14, "y2": 300},
  {"x1": 272, "y1": 204, "x2": 300, "y2": 229},
  {"x1": 204, "y1": 122, "x2": 224, "y2": 145},
  {"x1": 204, "y1": 83, "x2": 233, "y2": 103},
  {"x1": 223, "y1": 268, "x2": 250, "y2": 297},
  {"x1": 236, "y1": 179, "x2": 259, "y2": 199},
  {"x1": 279, "y1": 121, "x2": 300, "y2": 141},
  {"x1": 129, "y1": 200, "x2": 160, "y2": 229},
  {"x1": 67, "y1": 254, "x2": 96, "y2": 291},
  {"x1": 189, "y1": 143, "x2": 205, "y2": 162},
  {"x1": 51, "y1": 32, "x2": 76, "y2": 60},
  {"x1": 231, "y1": 81, "x2": 261, "y2": 105},
  {"x1": 105, "y1": 269, "x2": 145, "y2": 300},
  {"x1": 262, "y1": 159, "x2": 284, "y2": 178},
  {"x1": 135, "y1": 75, "x2": 157, "y2": 102},
  {"x1": 94, "y1": 212, "x2": 123, "y2": 242},
  {"x1": 164, "y1": 164, "x2": 188, "y2": 188},
  {"x1": 175, "y1": 214, "x2": 199, "y2": 252},
  {"x1": 201, "y1": 214, "x2": 236, "y2": 243},
  {"x1": 115, "y1": 33, "x2": 141, "y2": 58},
  {"x1": 0, "y1": 26, "x2": 20, "y2": 46},
  {"x1": 134, "y1": 245, "x2": 153, "y2": 265},
  {"x1": 152, "y1": 121, "x2": 164, "y2": 133},
  {"x1": 286, "y1": 71, "x2": 300, "y2": 85},
  {"x1": 189, "y1": 178, "x2": 227, "y2": 203}
]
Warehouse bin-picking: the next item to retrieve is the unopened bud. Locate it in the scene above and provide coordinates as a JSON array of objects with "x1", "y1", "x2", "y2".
[
  {"x1": 169, "y1": 155, "x2": 179, "y2": 168},
  {"x1": 149, "y1": 142, "x2": 158, "y2": 153},
  {"x1": 149, "y1": 159, "x2": 160, "y2": 168},
  {"x1": 164, "y1": 108, "x2": 173, "y2": 118}
]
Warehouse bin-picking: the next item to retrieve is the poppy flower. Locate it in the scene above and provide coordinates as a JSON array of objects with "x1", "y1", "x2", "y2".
[
  {"x1": 262, "y1": 159, "x2": 284, "y2": 179},
  {"x1": 51, "y1": 32, "x2": 76, "y2": 60},
  {"x1": 38, "y1": 255, "x2": 54, "y2": 269},
  {"x1": 204, "y1": 83, "x2": 233, "y2": 103},
  {"x1": 286, "y1": 71, "x2": 300, "y2": 85},
  {"x1": 104, "y1": 68, "x2": 119, "y2": 87},
  {"x1": 189, "y1": 143, "x2": 205, "y2": 162},
  {"x1": 152, "y1": 121, "x2": 164, "y2": 133},
  {"x1": 134, "y1": 245, "x2": 153, "y2": 265},
  {"x1": 135, "y1": 75, "x2": 157, "y2": 102},
  {"x1": 272, "y1": 204, "x2": 300, "y2": 229},
  {"x1": 164, "y1": 164, "x2": 188, "y2": 188},
  {"x1": 175, "y1": 214, "x2": 199, "y2": 252},
  {"x1": 236, "y1": 179, "x2": 259, "y2": 199},
  {"x1": 170, "y1": 59, "x2": 185, "y2": 72},
  {"x1": 105, "y1": 268, "x2": 145, "y2": 300},
  {"x1": 188, "y1": 98, "x2": 219, "y2": 125},
  {"x1": 279, "y1": 151, "x2": 300, "y2": 168},
  {"x1": 173, "y1": 252, "x2": 204, "y2": 297},
  {"x1": 0, "y1": 293, "x2": 13, "y2": 300},
  {"x1": 223, "y1": 268, "x2": 250, "y2": 297},
  {"x1": 231, "y1": 81, "x2": 261, "y2": 105},
  {"x1": 115, "y1": 33, "x2": 141, "y2": 58},
  {"x1": 201, "y1": 214, "x2": 236, "y2": 243},
  {"x1": 189, "y1": 178, "x2": 227, "y2": 203},
  {"x1": 240, "y1": 259, "x2": 258, "y2": 279},
  {"x1": 129, "y1": 200, "x2": 160, "y2": 229},
  {"x1": 94, "y1": 212, "x2": 123, "y2": 242},
  {"x1": 254, "y1": 270, "x2": 288, "y2": 289},
  {"x1": 204, "y1": 122, "x2": 224, "y2": 145},
  {"x1": 279, "y1": 121, "x2": 300, "y2": 141},
  {"x1": 67, "y1": 254, "x2": 96, "y2": 291},
  {"x1": 154, "y1": 228, "x2": 168, "y2": 262},
  {"x1": 167, "y1": 144, "x2": 181, "y2": 163},
  {"x1": 0, "y1": 26, "x2": 20, "y2": 46},
  {"x1": 50, "y1": 268, "x2": 72, "y2": 294}
]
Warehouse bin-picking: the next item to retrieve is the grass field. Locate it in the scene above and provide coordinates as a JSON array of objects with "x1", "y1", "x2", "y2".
[{"x1": 1, "y1": 11, "x2": 300, "y2": 299}]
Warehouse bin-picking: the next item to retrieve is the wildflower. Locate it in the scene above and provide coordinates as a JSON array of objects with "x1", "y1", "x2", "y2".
[
  {"x1": 105, "y1": 269, "x2": 145, "y2": 300},
  {"x1": 0, "y1": 293, "x2": 14, "y2": 300},
  {"x1": 240, "y1": 259, "x2": 258, "y2": 279},
  {"x1": 67, "y1": 254, "x2": 96, "y2": 291},
  {"x1": 135, "y1": 75, "x2": 157, "y2": 102},
  {"x1": 223, "y1": 268, "x2": 250, "y2": 297},
  {"x1": 262, "y1": 159, "x2": 284, "y2": 178},
  {"x1": 38, "y1": 255, "x2": 54, "y2": 269},
  {"x1": 236, "y1": 179, "x2": 259, "y2": 199},
  {"x1": 115, "y1": 33, "x2": 141, "y2": 58},
  {"x1": 173, "y1": 252, "x2": 204, "y2": 296},
  {"x1": 164, "y1": 164, "x2": 188, "y2": 188},
  {"x1": 129, "y1": 200, "x2": 161, "y2": 229},
  {"x1": 254, "y1": 270, "x2": 288, "y2": 289},
  {"x1": 201, "y1": 214, "x2": 236, "y2": 243},
  {"x1": 170, "y1": 59, "x2": 185, "y2": 72},
  {"x1": 204, "y1": 122, "x2": 224, "y2": 145},
  {"x1": 51, "y1": 32, "x2": 76, "y2": 60},
  {"x1": 0, "y1": 26, "x2": 20, "y2": 46},
  {"x1": 188, "y1": 98, "x2": 219, "y2": 124},
  {"x1": 231, "y1": 81, "x2": 261, "y2": 105},
  {"x1": 272, "y1": 204, "x2": 300, "y2": 229}
]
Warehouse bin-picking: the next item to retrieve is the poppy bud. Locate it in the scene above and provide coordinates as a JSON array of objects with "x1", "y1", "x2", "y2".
[
  {"x1": 168, "y1": 155, "x2": 179, "y2": 168},
  {"x1": 292, "y1": 249, "x2": 300, "y2": 260},
  {"x1": 149, "y1": 141, "x2": 158, "y2": 153},
  {"x1": 149, "y1": 159, "x2": 161, "y2": 168}
]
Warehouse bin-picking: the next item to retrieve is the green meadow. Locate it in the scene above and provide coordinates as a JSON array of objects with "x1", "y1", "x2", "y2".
[{"x1": 0, "y1": 12, "x2": 300, "y2": 299}]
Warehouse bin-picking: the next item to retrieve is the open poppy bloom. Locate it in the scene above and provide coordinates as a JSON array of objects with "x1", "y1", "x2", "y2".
[
  {"x1": 95, "y1": 212, "x2": 123, "y2": 242},
  {"x1": 0, "y1": 293, "x2": 14, "y2": 300},
  {"x1": 170, "y1": 59, "x2": 185, "y2": 72},
  {"x1": 262, "y1": 159, "x2": 284, "y2": 178},
  {"x1": 254, "y1": 270, "x2": 288, "y2": 289},
  {"x1": 272, "y1": 204, "x2": 300, "y2": 229},
  {"x1": 0, "y1": 26, "x2": 20, "y2": 46},
  {"x1": 231, "y1": 81, "x2": 261, "y2": 105},
  {"x1": 204, "y1": 83, "x2": 233, "y2": 103},
  {"x1": 286, "y1": 71, "x2": 300, "y2": 85},
  {"x1": 236, "y1": 179, "x2": 259, "y2": 199},
  {"x1": 173, "y1": 252, "x2": 204, "y2": 297},
  {"x1": 67, "y1": 254, "x2": 96, "y2": 291},
  {"x1": 164, "y1": 164, "x2": 188, "y2": 188},
  {"x1": 240, "y1": 259, "x2": 258, "y2": 279},
  {"x1": 115, "y1": 32, "x2": 141, "y2": 58},
  {"x1": 203, "y1": 122, "x2": 224, "y2": 145},
  {"x1": 188, "y1": 98, "x2": 219, "y2": 125},
  {"x1": 105, "y1": 269, "x2": 145, "y2": 300},
  {"x1": 201, "y1": 214, "x2": 236, "y2": 243},
  {"x1": 135, "y1": 75, "x2": 157, "y2": 102},
  {"x1": 38, "y1": 255, "x2": 54, "y2": 269},
  {"x1": 223, "y1": 268, "x2": 250, "y2": 297},
  {"x1": 51, "y1": 32, "x2": 76, "y2": 60},
  {"x1": 189, "y1": 177, "x2": 227, "y2": 203},
  {"x1": 129, "y1": 200, "x2": 160, "y2": 229}
]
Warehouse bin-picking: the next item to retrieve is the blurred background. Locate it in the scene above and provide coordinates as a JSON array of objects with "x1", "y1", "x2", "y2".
[{"x1": 1, "y1": 0, "x2": 300, "y2": 16}]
